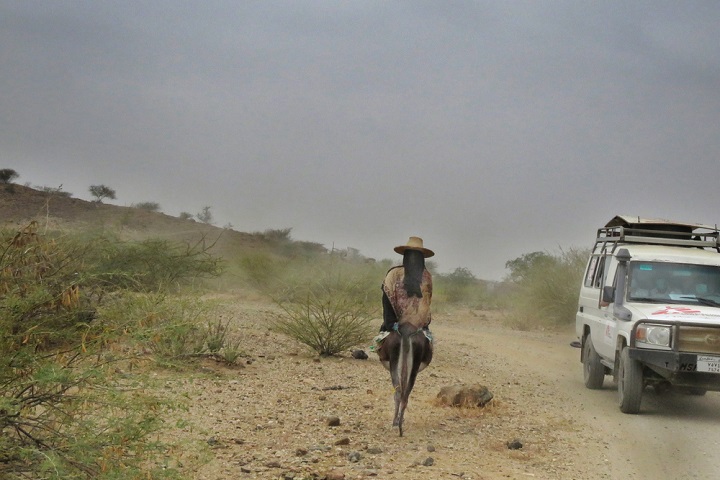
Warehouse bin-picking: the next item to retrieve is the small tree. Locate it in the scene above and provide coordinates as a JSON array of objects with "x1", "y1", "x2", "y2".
[
  {"x1": 0, "y1": 168, "x2": 18, "y2": 183},
  {"x1": 196, "y1": 206, "x2": 214, "y2": 224},
  {"x1": 89, "y1": 184, "x2": 116, "y2": 203},
  {"x1": 505, "y1": 251, "x2": 553, "y2": 283},
  {"x1": 179, "y1": 212, "x2": 194, "y2": 220},
  {"x1": 505, "y1": 248, "x2": 588, "y2": 327},
  {"x1": 132, "y1": 201, "x2": 161, "y2": 212},
  {"x1": 447, "y1": 267, "x2": 477, "y2": 286},
  {"x1": 438, "y1": 267, "x2": 479, "y2": 304}
]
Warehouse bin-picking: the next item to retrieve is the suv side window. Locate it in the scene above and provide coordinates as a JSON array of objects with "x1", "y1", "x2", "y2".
[
  {"x1": 593, "y1": 256, "x2": 606, "y2": 288},
  {"x1": 584, "y1": 257, "x2": 598, "y2": 287},
  {"x1": 584, "y1": 255, "x2": 607, "y2": 288}
]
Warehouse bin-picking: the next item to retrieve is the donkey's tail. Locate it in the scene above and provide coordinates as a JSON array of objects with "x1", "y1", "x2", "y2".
[{"x1": 397, "y1": 329, "x2": 413, "y2": 403}]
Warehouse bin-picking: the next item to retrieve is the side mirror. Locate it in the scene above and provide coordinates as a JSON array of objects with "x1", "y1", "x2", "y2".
[{"x1": 602, "y1": 286, "x2": 615, "y2": 304}]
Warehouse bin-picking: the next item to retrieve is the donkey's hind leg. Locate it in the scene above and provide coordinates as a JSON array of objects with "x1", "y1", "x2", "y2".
[
  {"x1": 392, "y1": 387, "x2": 401, "y2": 428},
  {"x1": 395, "y1": 394, "x2": 407, "y2": 436},
  {"x1": 385, "y1": 333, "x2": 403, "y2": 430}
]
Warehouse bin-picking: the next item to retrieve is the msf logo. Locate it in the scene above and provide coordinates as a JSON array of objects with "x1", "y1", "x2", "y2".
[{"x1": 652, "y1": 306, "x2": 701, "y2": 315}]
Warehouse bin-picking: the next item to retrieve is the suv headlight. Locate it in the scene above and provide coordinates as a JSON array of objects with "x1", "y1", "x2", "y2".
[{"x1": 635, "y1": 324, "x2": 672, "y2": 349}]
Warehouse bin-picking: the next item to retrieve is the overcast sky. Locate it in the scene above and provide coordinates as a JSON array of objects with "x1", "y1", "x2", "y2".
[{"x1": 2, "y1": 1, "x2": 720, "y2": 279}]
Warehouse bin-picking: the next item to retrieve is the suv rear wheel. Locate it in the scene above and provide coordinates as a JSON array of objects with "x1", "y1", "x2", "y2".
[
  {"x1": 583, "y1": 335, "x2": 605, "y2": 389},
  {"x1": 618, "y1": 346, "x2": 643, "y2": 414}
]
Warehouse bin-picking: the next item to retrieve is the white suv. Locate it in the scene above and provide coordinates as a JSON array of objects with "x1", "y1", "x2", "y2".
[{"x1": 576, "y1": 215, "x2": 720, "y2": 413}]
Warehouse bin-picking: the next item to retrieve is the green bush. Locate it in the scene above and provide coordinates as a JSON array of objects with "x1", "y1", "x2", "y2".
[
  {"x1": 89, "y1": 235, "x2": 224, "y2": 292},
  {"x1": 0, "y1": 222, "x2": 226, "y2": 478},
  {"x1": 0, "y1": 223, "x2": 98, "y2": 349},
  {"x1": 270, "y1": 262, "x2": 380, "y2": 356},
  {"x1": 504, "y1": 248, "x2": 588, "y2": 328},
  {"x1": 0, "y1": 225, "x2": 178, "y2": 478},
  {"x1": 98, "y1": 293, "x2": 241, "y2": 367},
  {"x1": 132, "y1": 201, "x2": 162, "y2": 212},
  {"x1": 434, "y1": 267, "x2": 484, "y2": 306}
]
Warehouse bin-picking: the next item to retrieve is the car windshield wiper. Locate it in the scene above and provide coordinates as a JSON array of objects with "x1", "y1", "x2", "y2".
[
  {"x1": 630, "y1": 297, "x2": 660, "y2": 303},
  {"x1": 695, "y1": 296, "x2": 720, "y2": 307}
]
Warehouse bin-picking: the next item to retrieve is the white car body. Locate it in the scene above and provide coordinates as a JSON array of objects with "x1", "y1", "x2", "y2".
[{"x1": 576, "y1": 215, "x2": 720, "y2": 413}]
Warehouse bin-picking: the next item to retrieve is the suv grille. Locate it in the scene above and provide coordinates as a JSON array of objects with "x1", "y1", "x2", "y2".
[{"x1": 677, "y1": 326, "x2": 720, "y2": 355}]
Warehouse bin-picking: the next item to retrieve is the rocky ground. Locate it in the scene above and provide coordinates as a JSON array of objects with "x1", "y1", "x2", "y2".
[
  {"x1": 0, "y1": 186, "x2": 608, "y2": 479},
  {"x1": 150, "y1": 296, "x2": 611, "y2": 480}
]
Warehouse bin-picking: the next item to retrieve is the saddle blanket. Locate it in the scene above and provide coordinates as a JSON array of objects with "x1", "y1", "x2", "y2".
[{"x1": 369, "y1": 328, "x2": 433, "y2": 352}]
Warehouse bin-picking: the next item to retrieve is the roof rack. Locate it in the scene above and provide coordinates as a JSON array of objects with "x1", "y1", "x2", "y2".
[{"x1": 591, "y1": 216, "x2": 720, "y2": 257}]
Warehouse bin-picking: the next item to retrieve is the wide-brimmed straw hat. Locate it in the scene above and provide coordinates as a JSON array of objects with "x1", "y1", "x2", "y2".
[{"x1": 394, "y1": 236, "x2": 434, "y2": 258}]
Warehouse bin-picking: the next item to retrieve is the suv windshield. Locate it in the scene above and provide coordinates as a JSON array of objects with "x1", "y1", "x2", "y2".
[{"x1": 627, "y1": 261, "x2": 720, "y2": 305}]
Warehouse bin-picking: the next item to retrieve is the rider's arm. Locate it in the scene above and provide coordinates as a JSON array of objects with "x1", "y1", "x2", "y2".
[{"x1": 381, "y1": 289, "x2": 398, "y2": 331}]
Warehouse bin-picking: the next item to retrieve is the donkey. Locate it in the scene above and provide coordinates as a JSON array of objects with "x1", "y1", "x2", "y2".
[{"x1": 377, "y1": 322, "x2": 433, "y2": 436}]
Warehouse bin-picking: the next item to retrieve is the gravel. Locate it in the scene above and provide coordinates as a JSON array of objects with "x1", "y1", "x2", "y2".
[{"x1": 157, "y1": 298, "x2": 606, "y2": 479}]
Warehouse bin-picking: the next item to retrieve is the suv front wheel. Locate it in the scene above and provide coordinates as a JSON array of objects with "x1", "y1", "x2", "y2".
[{"x1": 618, "y1": 346, "x2": 644, "y2": 414}]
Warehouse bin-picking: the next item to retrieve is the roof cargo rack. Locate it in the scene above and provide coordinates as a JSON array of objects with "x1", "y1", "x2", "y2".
[{"x1": 592, "y1": 215, "x2": 720, "y2": 256}]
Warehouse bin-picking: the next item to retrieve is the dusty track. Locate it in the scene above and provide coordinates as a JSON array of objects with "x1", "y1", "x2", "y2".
[{"x1": 162, "y1": 299, "x2": 720, "y2": 479}]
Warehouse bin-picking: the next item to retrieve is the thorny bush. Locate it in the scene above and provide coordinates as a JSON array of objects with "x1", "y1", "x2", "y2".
[{"x1": 0, "y1": 222, "x2": 224, "y2": 479}]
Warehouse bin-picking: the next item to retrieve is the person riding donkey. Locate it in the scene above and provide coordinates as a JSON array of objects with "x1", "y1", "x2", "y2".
[
  {"x1": 374, "y1": 236, "x2": 434, "y2": 436},
  {"x1": 379, "y1": 236, "x2": 434, "y2": 330}
]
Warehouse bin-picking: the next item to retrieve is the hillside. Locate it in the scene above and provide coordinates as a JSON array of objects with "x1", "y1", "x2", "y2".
[{"x1": 0, "y1": 183, "x2": 302, "y2": 257}]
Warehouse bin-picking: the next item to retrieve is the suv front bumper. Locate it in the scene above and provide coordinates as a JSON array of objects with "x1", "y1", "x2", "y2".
[{"x1": 629, "y1": 348, "x2": 720, "y2": 390}]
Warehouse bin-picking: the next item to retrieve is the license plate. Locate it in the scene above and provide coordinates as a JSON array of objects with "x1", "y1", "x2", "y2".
[{"x1": 697, "y1": 355, "x2": 720, "y2": 373}]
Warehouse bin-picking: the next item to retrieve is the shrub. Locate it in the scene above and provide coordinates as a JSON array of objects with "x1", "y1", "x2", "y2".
[
  {"x1": 431, "y1": 267, "x2": 506, "y2": 310},
  {"x1": 0, "y1": 223, "x2": 227, "y2": 478},
  {"x1": 99, "y1": 293, "x2": 241, "y2": 367},
  {"x1": 220, "y1": 337, "x2": 245, "y2": 364},
  {"x1": 0, "y1": 223, "x2": 183, "y2": 478},
  {"x1": 504, "y1": 248, "x2": 588, "y2": 328},
  {"x1": 205, "y1": 318, "x2": 230, "y2": 353},
  {"x1": 132, "y1": 201, "x2": 162, "y2": 212},
  {"x1": 270, "y1": 263, "x2": 379, "y2": 356},
  {"x1": 89, "y1": 235, "x2": 224, "y2": 292},
  {"x1": 0, "y1": 223, "x2": 98, "y2": 347},
  {"x1": 35, "y1": 184, "x2": 73, "y2": 197},
  {"x1": 435, "y1": 267, "x2": 478, "y2": 304},
  {"x1": 261, "y1": 227, "x2": 293, "y2": 243}
]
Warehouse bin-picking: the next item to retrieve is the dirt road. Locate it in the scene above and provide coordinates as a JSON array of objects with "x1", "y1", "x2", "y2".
[
  {"x1": 167, "y1": 302, "x2": 720, "y2": 479},
  {"x1": 444, "y1": 311, "x2": 720, "y2": 480}
]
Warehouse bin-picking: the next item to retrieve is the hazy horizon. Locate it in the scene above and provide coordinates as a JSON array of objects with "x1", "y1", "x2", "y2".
[{"x1": 4, "y1": 2, "x2": 719, "y2": 279}]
